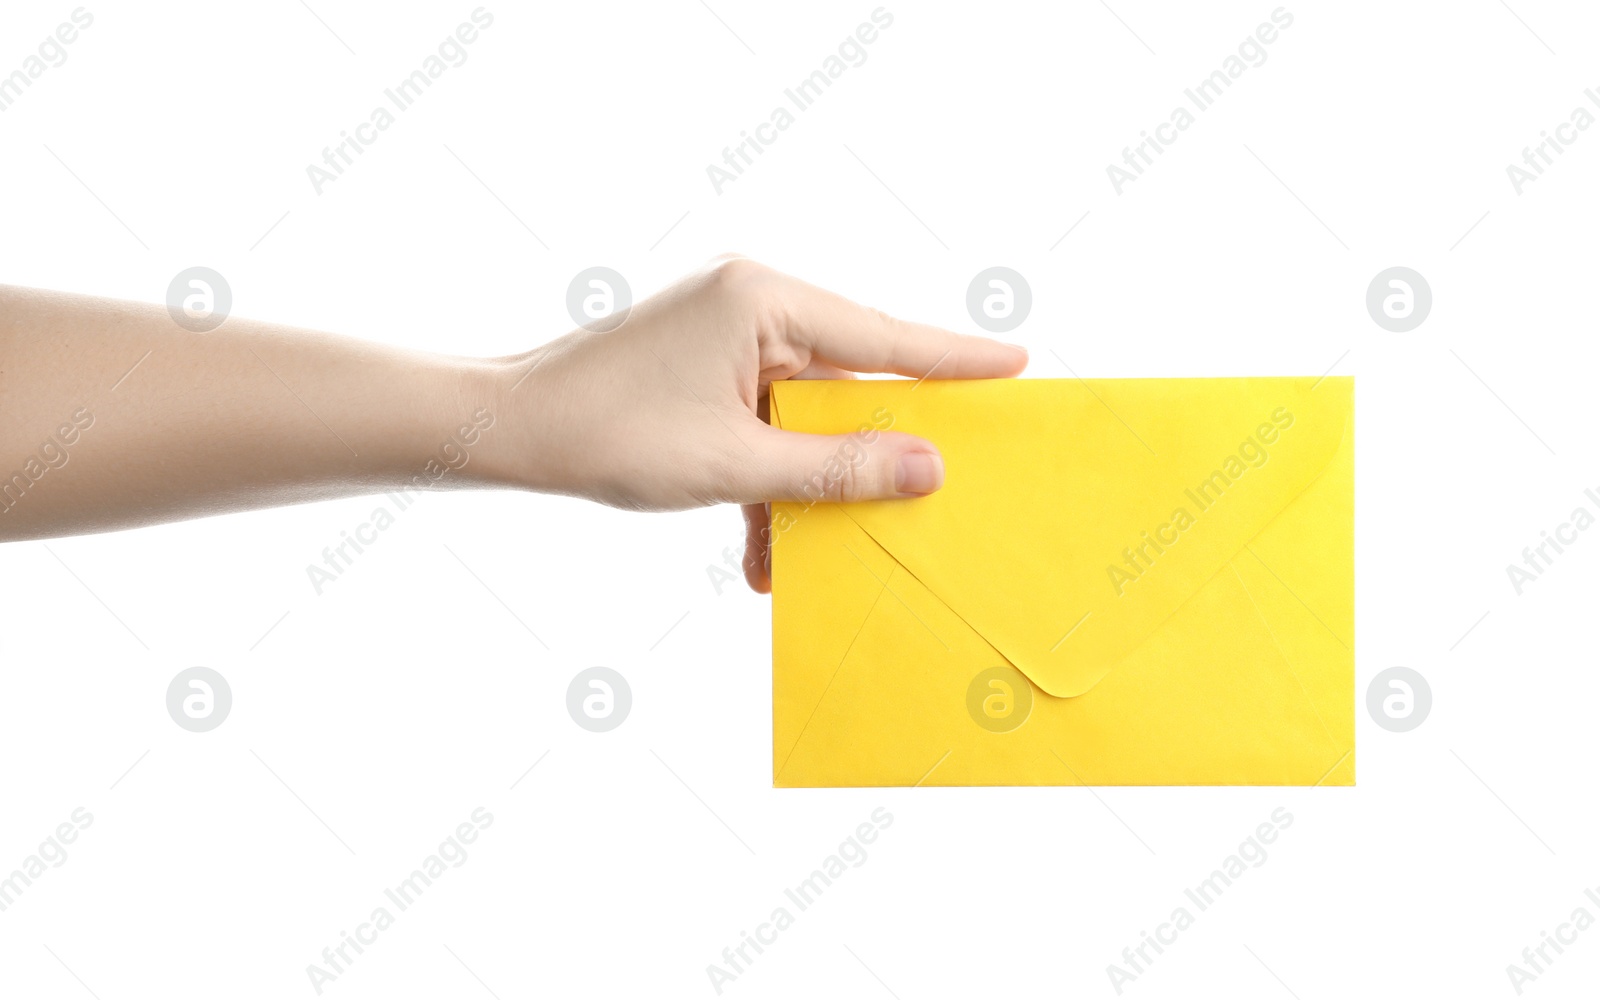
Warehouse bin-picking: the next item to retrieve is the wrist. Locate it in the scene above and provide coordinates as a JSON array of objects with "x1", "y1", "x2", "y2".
[
  {"x1": 381, "y1": 354, "x2": 518, "y2": 495},
  {"x1": 455, "y1": 350, "x2": 548, "y2": 493}
]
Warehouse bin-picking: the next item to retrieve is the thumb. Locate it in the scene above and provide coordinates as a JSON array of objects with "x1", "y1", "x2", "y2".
[{"x1": 732, "y1": 425, "x2": 945, "y2": 504}]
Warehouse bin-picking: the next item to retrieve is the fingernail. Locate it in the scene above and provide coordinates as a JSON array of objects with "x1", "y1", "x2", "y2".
[{"x1": 896, "y1": 452, "x2": 944, "y2": 495}]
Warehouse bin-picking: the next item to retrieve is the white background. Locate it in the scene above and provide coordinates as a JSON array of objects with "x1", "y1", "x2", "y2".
[{"x1": 2, "y1": 1, "x2": 1598, "y2": 997}]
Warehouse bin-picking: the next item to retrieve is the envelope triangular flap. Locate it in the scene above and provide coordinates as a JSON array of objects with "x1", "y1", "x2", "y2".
[{"x1": 771, "y1": 377, "x2": 1351, "y2": 698}]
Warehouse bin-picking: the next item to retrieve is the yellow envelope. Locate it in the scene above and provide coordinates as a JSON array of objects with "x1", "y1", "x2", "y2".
[{"x1": 770, "y1": 376, "x2": 1353, "y2": 787}]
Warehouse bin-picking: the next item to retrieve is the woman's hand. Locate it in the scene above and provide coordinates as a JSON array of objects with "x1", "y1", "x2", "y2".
[{"x1": 490, "y1": 257, "x2": 1028, "y2": 590}]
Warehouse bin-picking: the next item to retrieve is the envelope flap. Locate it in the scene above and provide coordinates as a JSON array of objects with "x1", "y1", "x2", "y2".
[{"x1": 771, "y1": 377, "x2": 1353, "y2": 697}]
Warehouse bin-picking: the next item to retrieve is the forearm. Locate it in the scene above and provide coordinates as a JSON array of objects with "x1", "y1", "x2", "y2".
[{"x1": 0, "y1": 284, "x2": 528, "y2": 541}]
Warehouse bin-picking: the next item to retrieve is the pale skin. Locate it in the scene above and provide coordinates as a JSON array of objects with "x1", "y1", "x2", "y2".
[{"x1": 0, "y1": 257, "x2": 1027, "y2": 591}]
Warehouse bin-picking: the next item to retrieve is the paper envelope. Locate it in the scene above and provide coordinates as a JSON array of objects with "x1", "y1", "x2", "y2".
[{"x1": 770, "y1": 376, "x2": 1353, "y2": 787}]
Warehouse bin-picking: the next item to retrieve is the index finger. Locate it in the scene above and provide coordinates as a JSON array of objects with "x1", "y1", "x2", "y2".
[{"x1": 772, "y1": 272, "x2": 1029, "y2": 380}]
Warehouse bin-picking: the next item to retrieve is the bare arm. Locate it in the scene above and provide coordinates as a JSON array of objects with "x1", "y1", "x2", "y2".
[
  {"x1": 0, "y1": 282, "x2": 510, "y2": 539},
  {"x1": 1, "y1": 259, "x2": 1028, "y2": 589}
]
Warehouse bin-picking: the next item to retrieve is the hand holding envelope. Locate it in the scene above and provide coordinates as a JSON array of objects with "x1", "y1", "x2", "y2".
[{"x1": 770, "y1": 376, "x2": 1354, "y2": 787}]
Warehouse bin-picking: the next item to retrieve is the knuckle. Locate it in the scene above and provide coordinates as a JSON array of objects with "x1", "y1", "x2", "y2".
[
  {"x1": 867, "y1": 305, "x2": 898, "y2": 328},
  {"x1": 867, "y1": 306, "x2": 904, "y2": 368},
  {"x1": 705, "y1": 256, "x2": 769, "y2": 296},
  {"x1": 830, "y1": 452, "x2": 869, "y2": 503}
]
